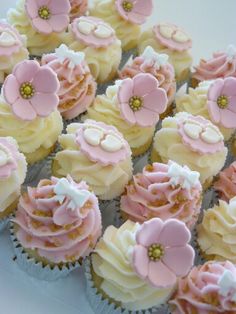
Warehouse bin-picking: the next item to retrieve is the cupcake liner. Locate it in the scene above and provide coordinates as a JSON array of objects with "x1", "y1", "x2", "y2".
[
  {"x1": 25, "y1": 160, "x2": 45, "y2": 184},
  {"x1": 0, "y1": 215, "x2": 10, "y2": 232},
  {"x1": 192, "y1": 227, "x2": 207, "y2": 266},
  {"x1": 9, "y1": 222, "x2": 81, "y2": 281},
  {"x1": 84, "y1": 258, "x2": 169, "y2": 314}
]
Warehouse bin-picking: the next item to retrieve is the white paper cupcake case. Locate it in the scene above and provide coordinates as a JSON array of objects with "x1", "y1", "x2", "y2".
[
  {"x1": 84, "y1": 259, "x2": 169, "y2": 314},
  {"x1": 9, "y1": 222, "x2": 81, "y2": 281},
  {"x1": 0, "y1": 216, "x2": 9, "y2": 232}
]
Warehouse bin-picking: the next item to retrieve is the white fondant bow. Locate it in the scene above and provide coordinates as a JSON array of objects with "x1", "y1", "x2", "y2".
[
  {"x1": 141, "y1": 46, "x2": 169, "y2": 70},
  {"x1": 218, "y1": 270, "x2": 236, "y2": 302},
  {"x1": 55, "y1": 44, "x2": 85, "y2": 69},
  {"x1": 226, "y1": 44, "x2": 236, "y2": 62}
]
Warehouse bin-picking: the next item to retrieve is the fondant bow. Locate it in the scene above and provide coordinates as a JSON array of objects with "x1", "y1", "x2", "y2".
[
  {"x1": 218, "y1": 270, "x2": 236, "y2": 302},
  {"x1": 55, "y1": 44, "x2": 85, "y2": 69},
  {"x1": 141, "y1": 46, "x2": 169, "y2": 70}
]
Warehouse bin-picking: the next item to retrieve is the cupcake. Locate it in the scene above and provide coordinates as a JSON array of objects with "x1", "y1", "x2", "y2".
[
  {"x1": 87, "y1": 218, "x2": 195, "y2": 313},
  {"x1": 176, "y1": 78, "x2": 236, "y2": 142},
  {"x1": 0, "y1": 59, "x2": 63, "y2": 165},
  {"x1": 84, "y1": 73, "x2": 168, "y2": 157},
  {"x1": 41, "y1": 44, "x2": 97, "y2": 120},
  {"x1": 214, "y1": 161, "x2": 236, "y2": 202},
  {"x1": 90, "y1": 0, "x2": 153, "y2": 51},
  {"x1": 192, "y1": 44, "x2": 236, "y2": 87},
  {"x1": 52, "y1": 119, "x2": 133, "y2": 200},
  {"x1": 0, "y1": 137, "x2": 27, "y2": 230},
  {"x1": 64, "y1": 16, "x2": 122, "y2": 83},
  {"x1": 11, "y1": 175, "x2": 102, "y2": 280},
  {"x1": 197, "y1": 197, "x2": 236, "y2": 263},
  {"x1": 151, "y1": 112, "x2": 228, "y2": 189},
  {"x1": 0, "y1": 21, "x2": 29, "y2": 83},
  {"x1": 119, "y1": 46, "x2": 176, "y2": 114},
  {"x1": 7, "y1": 0, "x2": 71, "y2": 56},
  {"x1": 69, "y1": 0, "x2": 87, "y2": 22},
  {"x1": 170, "y1": 260, "x2": 236, "y2": 314},
  {"x1": 120, "y1": 161, "x2": 202, "y2": 229},
  {"x1": 138, "y1": 22, "x2": 193, "y2": 84}
]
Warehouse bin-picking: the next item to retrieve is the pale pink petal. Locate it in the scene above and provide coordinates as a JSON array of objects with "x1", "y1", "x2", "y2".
[
  {"x1": 128, "y1": 11, "x2": 146, "y2": 24},
  {"x1": 3, "y1": 75, "x2": 20, "y2": 104},
  {"x1": 143, "y1": 89, "x2": 167, "y2": 114},
  {"x1": 30, "y1": 93, "x2": 59, "y2": 116},
  {"x1": 132, "y1": 0, "x2": 153, "y2": 16},
  {"x1": 12, "y1": 98, "x2": 36, "y2": 121},
  {"x1": 134, "y1": 107, "x2": 157, "y2": 127},
  {"x1": 33, "y1": 67, "x2": 59, "y2": 93},
  {"x1": 115, "y1": 0, "x2": 130, "y2": 21},
  {"x1": 120, "y1": 102, "x2": 136, "y2": 125},
  {"x1": 132, "y1": 245, "x2": 149, "y2": 279},
  {"x1": 207, "y1": 79, "x2": 224, "y2": 101},
  {"x1": 158, "y1": 219, "x2": 191, "y2": 247},
  {"x1": 207, "y1": 100, "x2": 221, "y2": 124},
  {"x1": 25, "y1": 0, "x2": 39, "y2": 19},
  {"x1": 220, "y1": 108, "x2": 236, "y2": 128},
  {"x1": 117, "y1": 78, "x2": 134, "y2": 104},
  {"x1": 49, "y1": 14, "x2": 69, "y2": 32},
  {"x1": 148, "y1": 261, "x2": 176, "y2": 288},
  {"x1": 162, "y1": 246, "x2": 195, "y2": 276},
  {"x1": 228, "y1": 96, "x2": 236, "y2": 113},
  {"x1": 36, "y1": 0, "x2": 50, "y2": 6},
  {"x1": 32, "y1": 17, "x2": 52, "y2": 34},
  {"x1": 133, "y1": 73, "x2": 158, "y2": 97},
  {"x1": 49, "y1": 0, "x2": 71, "y2": 14},
  {"x1": 14, "y1": 60, "x2": 40, "y2": 84},
  {"x1": 222, "y1": 77, "x2": 236, "y2": 96},
  {"x1": 136, "y1": 218, "x2": 164, "y2": 247}
]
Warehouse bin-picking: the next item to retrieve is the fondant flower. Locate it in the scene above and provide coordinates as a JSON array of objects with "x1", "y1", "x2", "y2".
[
  {"x1": 117, "y1": 73, "x2": 168, "y2": 127},
  {"x1": 0, "y1": 138, "x2": 17, "y2": 179},
  {"x1": 25, "y1": 0, "x2": 71, "y2": 34},
  {"x1": 115, "y1": 0, "x2": 153, "y2": 25},
  {"x1": 207, "y1": 77, "x2": 236, "y2": 128},
  {"x1": 132, "y1": 218, "x2": 194, "y2": 288},
  {"x1": 3, "y1": 60, "x2": 59, "y2": 121}
]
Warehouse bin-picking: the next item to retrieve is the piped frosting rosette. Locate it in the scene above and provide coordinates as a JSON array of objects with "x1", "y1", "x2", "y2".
[
  {"x1": 69, "y1": 0, "x2": 88, "y2": 22},
  {"x1": 214, "y1": 161, "x2": 236, "y2": 202}
]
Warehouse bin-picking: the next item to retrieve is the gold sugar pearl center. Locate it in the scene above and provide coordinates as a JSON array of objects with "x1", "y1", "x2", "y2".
[
  {"x1": 38, "y1": 6, "x2": 51, "y2": 20},
  {"x1": 20, "y1": 82, "x2": 35, "y2": 99},
  {"x1": 129, "y1": 96, "x2": 143, "y2": 112},
  {"x1": 122, "y1": 1, "x2": 133, "y2": 12},
  {"x1": 148, "y1": 244, "x2": 164, "y2": 262},
  {"x1": 217, "y1": 95, "x2": 229, "y2": 109}
]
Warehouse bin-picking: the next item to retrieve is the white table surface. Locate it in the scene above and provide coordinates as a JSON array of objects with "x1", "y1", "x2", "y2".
[{"x1": 0, "y1": 1, "x2": 236, "y2": 314}]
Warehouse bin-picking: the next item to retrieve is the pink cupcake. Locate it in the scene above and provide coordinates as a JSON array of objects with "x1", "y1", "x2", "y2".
[
  {"x1": 214, "y1": 161, "x2": 236, "y2": 202},
  {"x1": 69, "y1": 0, "x2": 88, "y2": 22}
]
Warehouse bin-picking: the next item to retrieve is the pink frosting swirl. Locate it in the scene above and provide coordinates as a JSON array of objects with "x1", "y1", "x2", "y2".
[
  {"x1": 12, "y1": 176, "x2": 102, "y2": 264},
  {"x1": 69, "y1": 0, "x2": 88, "y2": 22},
  {"x1": 121, "y1": 162, "x2": 202, "y2": 229},
  {"x1": 214, "y1": 161, "x2": 236, "y2": 202},
  {"x1": 170, "y1": 261, "x2": 236, "y2": 314}
]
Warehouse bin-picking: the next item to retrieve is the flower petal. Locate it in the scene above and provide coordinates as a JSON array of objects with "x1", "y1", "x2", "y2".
[
  {"x1": 143, "y1": 88, "x2": 167, "y2": 114},
  {"x1": 207, "y1": 79, "x2": 224, "y2": 101},
  {"x1": 33, "y1": 67, "x2": 59, "y2": 93},
  {"x1": 132, "y1": 0, "x2": 153, "y2": 16},
  {"x1": 30, "y1": 93, "x2": 59, "y2": 116},
  {"x1": 117, "y1": 78, "x2": 133, "y2": 104},
  {"x1": 162, "y1": 246, "x2": 194, "y2": 276},
  {"x1": 133, "y1": 73, "x2": 158, "y2": 97},
  {"x1": 128, "y1": 11, "x2": 147, "y2": 24},
  {"x1": 207, "y1": 100, "x2": 221, "y2": 124},
  {"x1": 3, "y1": 75, "x2": 20, "y2": 104},
  {"x1": 49, "y1": 0, "x2": 71, "y2": 14},
  {"x1": 12, "y1": 98, "x2": 36, "y2": 121},
  {"x1": 119, "y1": 102, "x2": 136, "y2": 125},
  {"x1": 222, "y1": 77, "x2": 236, "y2": 96},
  {"x1": 136, "y1": 218, "x2": 164, "y2": 247},
  {"x1": 32, "y1": 17, "x2": 52, "y2": 34},
  {"x1": 228, "y1": 96, "x2": 236, "y2": 113},
  {"x1": 148, "y1": 261, "x2": 176, "y2": 288},
  {"x1": 158, "y1": 219, "x2": 191, "y2": 247},
  {"x1": 25, "y1": 0, "x2": 39, "y2": 19},
  {"x1": 36, "y1": 0, "x2": 50, "y2": 6},
  {"x1": 134, "y1": 107, "x2": 157, "y2": 127},
  {"x1": 14, "y1": 60, "x2": 40, "y2": 84},
  {"x1": 219, "y1": 108, "x2": 236, "y2": 128},
  {"x1": 132, "y1": 245, "x2": 149, "y2": 279},
  {"x1": 49, "y1": 14, "x2": 69, "y2": 32}
]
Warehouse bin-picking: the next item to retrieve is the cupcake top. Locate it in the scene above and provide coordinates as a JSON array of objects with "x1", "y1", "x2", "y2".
[
  {"x1": 41, "y1": 44, "x2": 97, "y2": 119},
  {"x1": 170, "y1": 260, "x2": 236, "y2": 314},
  {"x1": 13, "y1": 176, "x2": 102, "y2": 263},
  {"x1": 214, "y1": 161, "x2": 236, "y2": 202},
  {"x1": 69, "y1": 0, "x2": 87, "y2": 22},
  {"x1": 121, "y1": 161, "x2": 202, "y2": 229},
  {"x1": 193, "y1": 44, "x2": 236, "y2": 82},
  {"x1": 92, "y1": 218, "x2": 194, "y2": 311}
]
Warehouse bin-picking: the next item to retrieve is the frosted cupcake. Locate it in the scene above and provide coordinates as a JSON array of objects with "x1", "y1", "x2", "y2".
[
  {"x1": 42, "y1": 44, "x2": 97, "y2": 120},
  {"x1": 138, "y1": 22, "x2": 193, "y2": 84},
  {"x1": 69, "y1": 0, "x2": 87, "y2": 22},
  {"x1": 87, "y1": 218, "x2": 195, "y2": 313},
  {"x1": 119, "y1": 46, "x2": 176, "y2": 114},
  {"x1": 151, "y1": 112, "x2": 228, "y2": 189},
  {"x1": 120, "y1": 161, "x2": 202, "y2": 229},
  {"x1": 192, "y1": 44, "x2": 236, "y2": 87},
  {"x1": 214, "y1": 161, "x2": 236, "y2": 202},
  {"x1": 7, "y1": 0, "x2": 71, "y2": 56},
  {"x1": 85, "y1": 73, "x2": 168, "y2": 156},
  {"x1": 64, "y1": 16, "x2": 122, "y2": 83},
  {"x1": 0, "y1": 59, "x2": 63, "y2": 165},
  {"x1": 11, "y1": 175, "x2": 102, "y2": 280},
  {"x1": 170, "y1": 260, "x2": 236, "y2": 314},
  {"x1": 0, "y1": 137, "x2": 27, "y2": 230},
  {"x1": 52, "y1": 119, "x2": 133, "y2": 200},
  {"x1": 0, "y1": 22, "x2": 29, "y2": 83}
]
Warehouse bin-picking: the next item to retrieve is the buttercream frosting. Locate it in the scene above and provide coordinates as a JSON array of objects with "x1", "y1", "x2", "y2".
[{"x1": 214, "y1": 162, "x2": 236, "y2": 202}]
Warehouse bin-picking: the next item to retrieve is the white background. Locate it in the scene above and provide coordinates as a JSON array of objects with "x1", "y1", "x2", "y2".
[{"x1": 0, "y1": 1, "x2": 236, "y2": 314}]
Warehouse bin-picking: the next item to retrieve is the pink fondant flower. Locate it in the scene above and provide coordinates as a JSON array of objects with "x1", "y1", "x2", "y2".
[
  {"x1": 117, "y1": 73, "x2": 167, "y2": 127},
  {"x1": 207, "y1": 77, "x2": 236, "y2": 128},
  {"x1": 115, "y1": 0, "x2": 153, "y2": 25},
  {"x1": 3, "y1": 60, "x2": 59, "y2": 121},
  {"x1": 132, "y1": 218, "x2": 194, "y2": 288},
  {"x1": 25, "y1": 0, "x2": 71, "y2": 34}
]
